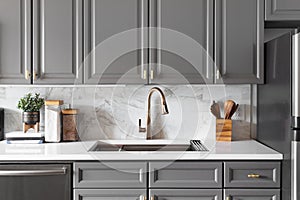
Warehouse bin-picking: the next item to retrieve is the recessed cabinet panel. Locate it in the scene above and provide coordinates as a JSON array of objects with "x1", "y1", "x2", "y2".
[
  {"x1": 0, "y1": 0, "x2": 31, "y2": 84},
  {"x1": 224, "y1": 189, "x2": 280, "y2": 200},
  {"x1": 224, "y1": 162, "x2": 281, "y2": 188},
  {"x1": 84, "y1": 0, "x2": 146, "y2": 84},
  {"x1": 265, "y1": 0, "x2": 300, "y2": 21},
  {"x1": 74, "y1": 189, "x2": 147, "y2": 200},
  {"x1": 74, "y1": 162, "x2": 147, "y2": 188},
  {"x1": 149, "y1": 162, "x2": 222, "y2": 188},
  {"x1": 150, "y1": 0, "x2": 214, "y2": 84},
  {"x1": 150, "y1": 189, "x2": 222, "y2": 200},
  {"x1": 33, "y1": 0, "x2": 82, "y2": 84},
  {"x1": 215, "y1": 0, "x2": 264, "y2": 84}
]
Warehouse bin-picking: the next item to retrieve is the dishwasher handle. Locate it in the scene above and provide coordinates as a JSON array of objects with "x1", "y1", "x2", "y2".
[{"x1": 0, "y1": 166, "x2": 67, "y2": 176}]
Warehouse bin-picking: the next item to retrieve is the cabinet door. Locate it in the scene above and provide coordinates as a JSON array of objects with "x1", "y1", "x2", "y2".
[
  {"x1": 215, "y1": 0, "x2": 264, "y2": 84},
  {"x1": 150, "y1": 189, "x2": 222, "y2": 200},
  {"x1": 265, "y1": 0, "x2": 300, "y2": 21},
  {"x1": 0, "y1": 0, "x2": 31, "y2": 84},
  {"x1": 32, "y1": 0, "x2": 83, "y2": 84},
  {"x1": 84, "y1": 0, "x2": 147, "y2": 84},
  {"x1": 150, "y1": 0, "x2": 214, "y2": 84},
  {"x1": 224, "y1": 189, "x2": 280, "y2": 200},
  {"x1": 74, "y1": 189, "x2": 146, "y2": 200}
]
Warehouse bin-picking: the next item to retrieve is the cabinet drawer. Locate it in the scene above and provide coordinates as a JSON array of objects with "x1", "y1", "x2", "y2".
[
  {"x1": 149, "y1": 162, "x2": 222, "y2": 188},
  {"x1": 74, "y1": 189, "x2": 147, "y2": 200},
  {"x1": 224, "y1": 189, "x2": 280, "y2": 200},
  {"x1": 224, "y1": 162, "x2": 280, "y2": 188},
  {"x1": 74, "y1": 162, "x2": 147, "y2": 188}
]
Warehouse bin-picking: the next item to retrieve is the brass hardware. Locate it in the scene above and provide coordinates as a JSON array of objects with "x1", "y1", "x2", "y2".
[
  {"x1": 150, "y1": 69, "x2": 154, "y2": 80},
  {"x1": 216, "y1": 69, "x2": 221, "y2": 79},
  {"x1": 138, "y1": 87, "x2": 169, "y2": 139},
  {"x1": 33, "y1": 70, "x2": 38, "y2": 81},
  {"x1": 226, "y1": 197, "x2": 230, "y2": 200},
  {"x1": 140, "y1": 195, "x2": 146, "y2": 200},
  {"x1": 25, "y1": 69, "x2": 31, "y2": 80},
  {"x1": 247, "y1": 173, "x2": 260, "y2": 178},
  {"x1": 143, "y1": 70, "x2": 147, "y2": 79},
  {"x1": 150, "y1": 196, "x2": 155, "y2": 200},
  {"x1": 138, "y1": 119, "x2": 146, "y2": 132}
]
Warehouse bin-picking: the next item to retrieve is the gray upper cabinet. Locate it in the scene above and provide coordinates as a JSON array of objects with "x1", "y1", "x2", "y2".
[
  {"x1": 84, "y1": 0, "x2": 146, "y2": 84},
  {"x1": 265, "y1": 0, "x2": 300, "y2": 21},
  {"x1": 32, "y1": 0, "x2": 83, "y2": 84},
  {"x1": 0, "y1": 0, "x2": 31, "y2": 84},
  {"x1": 215, "y1": 0, "x2": 264, "y2": 84},
  {"x1": 150, "y1": 0, "x2": 214, "y2": 84}
]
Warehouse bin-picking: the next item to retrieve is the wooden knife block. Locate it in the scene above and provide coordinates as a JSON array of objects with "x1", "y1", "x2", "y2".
[{"x1": 216, "y1": 119, "x2": 232, "y2": 141}]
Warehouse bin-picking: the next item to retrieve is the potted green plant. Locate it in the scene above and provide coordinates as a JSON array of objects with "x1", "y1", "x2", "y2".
[{"x1": 17, "y1": 93, "x2": 44, "y2": 126}]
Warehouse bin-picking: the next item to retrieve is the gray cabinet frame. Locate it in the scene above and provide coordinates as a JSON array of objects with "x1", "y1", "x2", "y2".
[{"x1": 265, "y1": 0, "x2": 300, "y2": 21}]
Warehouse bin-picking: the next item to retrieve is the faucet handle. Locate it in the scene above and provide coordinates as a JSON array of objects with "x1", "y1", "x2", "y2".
[{"x1": 138, "y1": 119, "x2": 146, "y2": 132}]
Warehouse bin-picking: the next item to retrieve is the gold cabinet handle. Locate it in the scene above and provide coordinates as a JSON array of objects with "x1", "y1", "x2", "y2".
[
  {"x1": 33, "y1": 70, "x2": 38, "y2": 81},
  {"x1": 247, "y1": 173, "x2": 260, "y2": 178},
  {"x1": 226, "y1": 196, "x2": 230, "y2": 200},
  {"x1": 143, "y1": 70, "x2": 147, "y2": 80},
  {"x1": 150, "y1": 196, "x2": 155, "y2": 200},
  {"x1": 25, "y1": 69, "x2": 31, "y2": 80},
  {"x1": 141, "y1": 195, "x2": 147, "y2": 200},
  {"x1": 216, "y1": 69, "x2": 221, "y2": 79},
  {"x1": 150, "y1": 69, "x2": 154, "y2": 80}
]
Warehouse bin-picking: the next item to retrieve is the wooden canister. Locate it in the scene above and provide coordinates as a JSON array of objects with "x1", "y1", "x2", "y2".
[
  {"x1": 62, "y1": 109, "x2": 79, "y2": 141},
  {"x1": 216, "y1": 119, "x2": 232, "y2": 141}
]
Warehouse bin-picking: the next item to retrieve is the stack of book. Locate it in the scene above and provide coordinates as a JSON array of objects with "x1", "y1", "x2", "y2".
[{"x1": 5, "y1": 131, "x2": 45, "y2": 144}]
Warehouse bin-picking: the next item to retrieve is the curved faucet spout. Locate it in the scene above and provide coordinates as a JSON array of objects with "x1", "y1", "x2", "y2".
[{"x1": 138, "y1": 87, "x2": 169, "y2": 139}]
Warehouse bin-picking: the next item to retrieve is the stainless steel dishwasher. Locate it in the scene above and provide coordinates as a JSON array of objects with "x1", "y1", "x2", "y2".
[{"x1": 0, "y1": 164, "x2": 71, "y2": 200}]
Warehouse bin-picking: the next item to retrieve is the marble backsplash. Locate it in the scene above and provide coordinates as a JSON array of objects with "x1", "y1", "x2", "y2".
[{"x1": 1, "y1": 85, "x2": 252, "y2": 142}]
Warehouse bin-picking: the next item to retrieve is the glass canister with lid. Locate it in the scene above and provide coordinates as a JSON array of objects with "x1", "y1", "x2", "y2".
[{"x1": 62, "y1": 109, "x2": 79, "y2": 141}]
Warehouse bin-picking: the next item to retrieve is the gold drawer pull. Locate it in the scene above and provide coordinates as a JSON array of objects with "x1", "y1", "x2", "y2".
[{"x1": 247, "y1": 173, "x2": 260, "y2": 178}]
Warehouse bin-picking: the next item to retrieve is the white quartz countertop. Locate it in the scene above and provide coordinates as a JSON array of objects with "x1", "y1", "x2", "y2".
[{"x1": 0, "y1": 139, "x2": 282, "y2": 161}]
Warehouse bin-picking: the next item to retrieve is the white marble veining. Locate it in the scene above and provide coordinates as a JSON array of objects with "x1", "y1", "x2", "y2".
[
  {"x1": 2, "y1": 85, "x2": 251, "y2": 141},
  {"x1": 0, "y1": 140, "x2": 282, "y2": 160}
]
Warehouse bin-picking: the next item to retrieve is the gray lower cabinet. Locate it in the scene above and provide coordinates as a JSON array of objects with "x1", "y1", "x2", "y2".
[
  {"x1": 32, "y1": 0, "x2": 83, "y2": 84},
  {"x1": 224, "y1": 162, "x2": 281, "y2": 188},
  {"x1": 149, "y1": 189, "x2": 222, "y2": 200},
  {"x1": 214, "y1": 0, "x2": 264, "y2": 84},
  {"x1": 73, "y1": 161, "x2": 281, "y2": 200},
  {"x1": 149, "y1": 0, "x2": 214, "y2": 84},
  {"x1": 149, "y1": 162, "x2": 222, "y2": 188},
  {"x1": 0, "y1": 0, "x2": 31, "y2": 84},
  {"x1": 224, "y1": 189, "x2": 280, "y2": 200},
  {"x1": 74, "y1": 162, "x2": 147, "y2": 188},
  {"x1": 74, "y1": 189, "x2": 147, "y2": 200},
  {"x1": 265, "y1": 0, "x2": 300, "y2": 21},
  {"x1": 83, "y1": 0, "x2": 145, "y2": 84}
]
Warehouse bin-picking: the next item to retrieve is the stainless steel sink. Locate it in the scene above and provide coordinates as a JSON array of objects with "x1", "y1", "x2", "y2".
[{"x1": 89, "y1": 142, "x2": 192, "y2": 152}]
